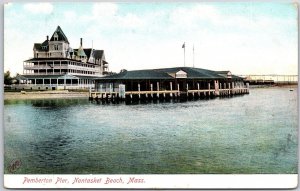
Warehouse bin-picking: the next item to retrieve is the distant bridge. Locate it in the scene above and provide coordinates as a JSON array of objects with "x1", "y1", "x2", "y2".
[{"x1": 237, "y1": 74, "x2": 298, "y2": 84}]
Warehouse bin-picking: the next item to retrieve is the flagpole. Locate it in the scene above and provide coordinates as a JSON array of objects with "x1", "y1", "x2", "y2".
[
  {"x1": 182, "y1": 42, "x2": 185, "y2": 67},
  {"x1": 184, "y1": 45, "x2": 185, "y2": 67},
  {"x1": 193, "y1": 44, "x2": 194, "y2": 68}
]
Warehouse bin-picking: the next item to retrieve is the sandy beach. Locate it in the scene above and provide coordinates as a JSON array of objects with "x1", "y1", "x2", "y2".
[{"x1": 4, "y1": 90, "x2": 89, "y2": 100}]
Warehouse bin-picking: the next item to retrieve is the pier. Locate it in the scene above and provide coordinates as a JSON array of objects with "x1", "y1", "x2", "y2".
[
  {"x1": 89, "y1": 81, "x2": 249, "y2": 102},
  {"x1": 89, "y1": 67, "x2": 249, "y2": 102}
]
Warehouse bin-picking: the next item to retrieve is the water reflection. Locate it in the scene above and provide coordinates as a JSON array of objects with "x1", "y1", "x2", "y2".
[{"x1": 31, "y1": 99, "x2": 88, "y2": 108}]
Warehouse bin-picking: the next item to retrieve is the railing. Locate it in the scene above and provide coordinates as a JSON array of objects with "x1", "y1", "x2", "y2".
[{"x1": 23, "y1": 72, "x2": 65, "y2": 75}]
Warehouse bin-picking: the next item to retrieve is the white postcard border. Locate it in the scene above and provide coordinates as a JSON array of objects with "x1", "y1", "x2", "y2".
[{"x1": 4, "y1": 174, "x2": 298, "y2": 189}]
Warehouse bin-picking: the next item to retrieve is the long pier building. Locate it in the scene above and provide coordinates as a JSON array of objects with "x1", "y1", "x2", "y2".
[{"x1": 91, "y1": 67, "x2": 249, "y2": 101}]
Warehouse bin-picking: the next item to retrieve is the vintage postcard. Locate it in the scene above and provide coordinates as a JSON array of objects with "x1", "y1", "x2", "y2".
[{"x1": 3, "y1": 1, "x2": 298, "y2": 189}]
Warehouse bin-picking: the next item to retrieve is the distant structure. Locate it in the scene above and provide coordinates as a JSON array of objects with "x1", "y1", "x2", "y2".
[
  {"x1": 17, "y1": 26, "x2": 109, "y2": 90},
  {"x1": 240, "y1": 74, "x2": 298, "y2": 86}
]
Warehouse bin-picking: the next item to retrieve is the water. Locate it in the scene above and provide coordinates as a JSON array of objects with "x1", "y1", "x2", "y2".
[{"x1": 4, "y1": 87, "x2": 298, "y2": 174}]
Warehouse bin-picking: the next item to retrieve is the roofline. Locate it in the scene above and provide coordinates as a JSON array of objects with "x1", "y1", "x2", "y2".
[{"x1": 94, "y1": 66, "x2": 243, "y2": 81}]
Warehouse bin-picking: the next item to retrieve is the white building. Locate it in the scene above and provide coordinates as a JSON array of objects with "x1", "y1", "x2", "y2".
[{"x1": 18, "y1": 26, "x2": 109, "y2": 90}]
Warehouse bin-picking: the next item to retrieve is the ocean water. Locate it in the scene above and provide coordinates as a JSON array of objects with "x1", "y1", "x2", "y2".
[{"x1": 4, "y1": 87, "x2": 298, "y2": 174}]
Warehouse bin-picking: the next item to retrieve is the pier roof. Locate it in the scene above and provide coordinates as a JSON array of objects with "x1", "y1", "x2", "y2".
[
  {"x1": 101, "y1": 69, "x2": 173, "y2": 80},
  {"x1": 97, "y1": 67, "x2": 242, "y2": 80}
]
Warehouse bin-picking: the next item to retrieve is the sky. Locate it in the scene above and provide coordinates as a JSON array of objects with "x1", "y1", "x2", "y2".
[{"x1": 4, "y1": 2, "x2": 298, "y2": 76}]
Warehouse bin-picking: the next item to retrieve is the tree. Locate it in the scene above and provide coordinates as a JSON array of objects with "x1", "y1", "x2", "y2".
[{"x1": 4, "y1": 71, "x2": 13, "y2": 85}]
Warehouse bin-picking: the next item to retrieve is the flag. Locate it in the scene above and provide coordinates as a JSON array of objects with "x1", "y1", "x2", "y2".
[{"x1": 182, "y1": 42, "x2": 185, "y2": 48}]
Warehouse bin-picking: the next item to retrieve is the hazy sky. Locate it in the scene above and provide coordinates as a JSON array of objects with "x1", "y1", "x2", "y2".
[{"x1": 4, "y1": 2, "x2": 298, "y2": 76}]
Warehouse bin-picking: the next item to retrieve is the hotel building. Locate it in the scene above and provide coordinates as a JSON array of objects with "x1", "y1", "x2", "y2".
[{"x1": 18, "y1": 26, "x2": 109, "y2": 90}]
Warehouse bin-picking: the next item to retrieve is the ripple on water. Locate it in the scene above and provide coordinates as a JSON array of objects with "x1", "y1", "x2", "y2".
[{"x1": 4, "y1": 88, "x2": 298, "y2": 174}]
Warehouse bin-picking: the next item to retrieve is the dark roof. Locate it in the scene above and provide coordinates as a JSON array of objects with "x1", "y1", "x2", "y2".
[
  {"x1": 100, "y1": 69, "x2": 173, "y2": 80},
  {"x1": 216, "y1": 71, "x2": 230, "y2": 74},
  {"x1": 97, "y1": 67, "x2": 243, "y2": 80},
  {"x1": 93, "y1": 50, "x2": 104, "y2": 60},
  {"x1": 157, "y1": 67, "x2": 223, "y2": 79},
  {"x1": 49, "y1": 26, "x2": 69, "y2": 43},
  {"x1": 34, "y1": 41, "x2": 49, "y2": 52},
  {"x1": 84, "y1": 48, "x2": 92, "y2": 60},
  {"x1": 40, "y1": 39, "x2": 49, "y2": 51},
  {"x1": 73, "y1": 48, "x2": 93, "y2": 60},
  {"x1": 33, "y1": 43, "x2": 42, "y2": 51},
  {"x1": 41, "y1": 39, "x2": 49, "y2": 47}
]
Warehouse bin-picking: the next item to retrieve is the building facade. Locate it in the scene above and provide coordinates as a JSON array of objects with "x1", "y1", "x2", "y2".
[{"x1": 17, "y1": 26, "x2": 109, "y2": 90}]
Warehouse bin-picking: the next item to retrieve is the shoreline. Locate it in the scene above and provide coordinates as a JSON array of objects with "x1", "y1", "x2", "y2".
[
  {"x1": 4, "y1": 91, "x2": 89, "y2": 100},
  {"x1": 4, "y1": 85, "x2": 297, "y2": 101}
]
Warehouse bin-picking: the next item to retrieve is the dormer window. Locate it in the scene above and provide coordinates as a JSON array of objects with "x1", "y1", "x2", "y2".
[{"x1": 54, "y1": 32, "x2": 58, "y2": 41}]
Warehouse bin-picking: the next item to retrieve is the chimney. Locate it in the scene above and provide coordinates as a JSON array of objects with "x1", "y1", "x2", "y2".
[
  {"x1": 80, "y1": 38, "x2": 82, "y2": 46},
  {"x1": 46, "y1": 35, "x2": 49, "y2": 41}
]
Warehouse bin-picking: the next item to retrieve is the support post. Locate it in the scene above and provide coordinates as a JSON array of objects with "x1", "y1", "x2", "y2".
[
  {"x1": 246, "y1": 82, "x2": 250, "y2": 93},
  {"x1": 186, "y1": 83, "x2": 189, "y2": 96},
  {"x1": 208, "y1": 83, "x2": 211, "y2": 96},
  {"x1": 214, "y1": 80, "x2": 219, "y2": 96},
  {"x1": 138, "y1": 83, "x2": 141, "y2": 99},
  {"x1": 100, "y1": 84, "x2": 103, "y2": 93},
  {"x1": 110, "y1": 83, "x2": 112, "y2": 98},
  {"x1": 157, "y1": 82, "x2": 159, "y2": 98},
  {"x1": 170, "y1": 82, "x2": 173, "y2": 97},
  {"x1": 150, "y1": 84, "x2": 153, "y2": 97},
  {"x1": 89, "y1": 86, "x2": 92, "y2": 98}
]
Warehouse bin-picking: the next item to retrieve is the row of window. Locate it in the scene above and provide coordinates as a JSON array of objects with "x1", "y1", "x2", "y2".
[
  {"x1": 36, "y1": 52, "x2": 65, "y2": 58},
  {"x1": 69, "y1": 61, "x2": 95, "y2": 68},
  {"x1": 31, "y1": 69, "x2": 96, "y2": 75}
]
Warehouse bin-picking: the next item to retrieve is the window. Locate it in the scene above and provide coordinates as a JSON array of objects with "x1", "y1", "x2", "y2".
[
  {"x1": 54, "y1": 45, "x2": 58, "y2": 50},
  {"x1": 54, "y1": 33, "x2": 58, "y2": 41}
]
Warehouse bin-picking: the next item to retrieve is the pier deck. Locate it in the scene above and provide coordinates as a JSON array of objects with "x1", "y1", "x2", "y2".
[{"x1": 89, "y1": 87, "x2": 249, "y2": 101}]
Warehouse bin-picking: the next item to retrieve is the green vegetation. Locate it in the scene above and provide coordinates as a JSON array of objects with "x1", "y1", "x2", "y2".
[
  {"x1": 4, "y1": 71, "x2": 13, "y2": 85},
  {"x1": 4, "y1": 71, "x2": 19, "y2": 85}
]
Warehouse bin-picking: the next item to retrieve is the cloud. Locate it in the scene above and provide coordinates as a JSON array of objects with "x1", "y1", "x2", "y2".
[
  {"x1": 170, "y1": 5, "x2": 220, "y2": 27},
  {"x1": 64, "y1": 10, "x2": 76, "y2": 20},
  {"x1": 4, "y1": 3, "x2": 297, "y2": 76},
  {"x1": 117, "y1": 13, "x2": 144, "y2": 29},
  {"x1": 92, "y1": 3, "x2": 118, "y2": 17},
  {"x1": 23, "y1": 3, "x2": 53, "y2": 14}
]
